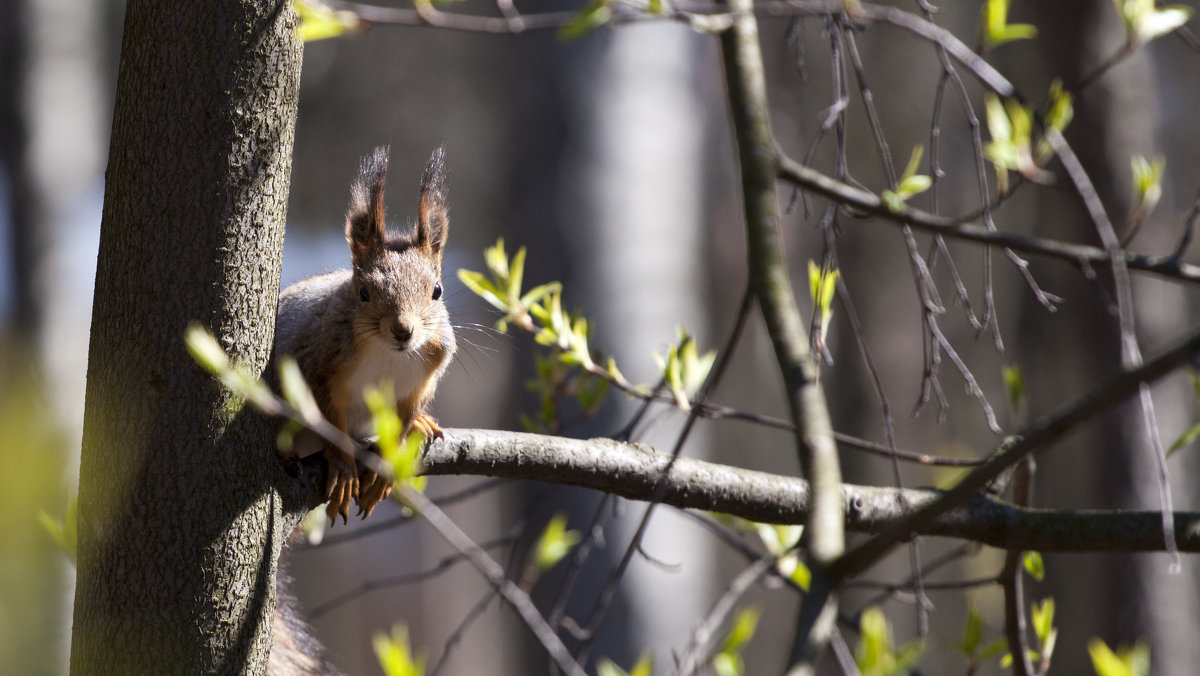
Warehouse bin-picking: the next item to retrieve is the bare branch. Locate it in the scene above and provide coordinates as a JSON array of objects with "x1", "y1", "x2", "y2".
[
  {"x1": 422, "y1": 428, "x2": 1200, "y2": 552},
  {"x1": 835, "y1": 325, "x2": 1200, "y2": 578},
  {"x1": 775, "y1": 154, "x2": 1200, "y2": 284},
  {"x1": 718, "y1": 0, "x2": 843, "y2": 668}
]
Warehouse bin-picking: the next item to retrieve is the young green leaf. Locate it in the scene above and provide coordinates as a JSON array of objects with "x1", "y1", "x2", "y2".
[
  {"x1": 294, "y1": 0, "x2": 366, "y2": 42},
  {"x1": 534, "y1": 513, "x2": 581, "y2": 572},
  {"x1": 855, "y1": 606, "x2": 925, "y2": 676},
  {"x1": 185, "y1": 324, "x2": 275, "y2": 413},
  {"x1": 982, "y1": 0, "x2": 1038, "y2": 47},
  {"x1": 1115, "y1": 0, "x2": 1193, "y2": 44},
  {"x1": 300, "y1": 505, "x2": 328, "y2": 545},
  {"x1": 808, "y1": 261, "x2": 840, "y2": 345},
  {"x1": 1167, "y1": 421, "x2": 1200, "y2": 456},
  {"x1": 1088, "y1": 638, "x2": 1150, "y2": 676},
  {"x1": 713, "y1": 606, "x2": 761, "y2": 676},
  {"x1": 957, "y1": 601, "x2": 985, "y2": 655},
  {"x1": 880, "y1": 146, "x2": 931, "y2": 210},
  {"x1": 366, "y1": 384, "x2": 428, "y2": 493},
  {"x1": 456, "y1": 270, "x2": 504, "y2": 312},
  {"x1": 596, "y1": 654, "x2": 653, "y2": 676},
  {"x1": 559, "y1": 0, "x2": 612, "y2": 40},
  {"x1": 1023, "y1": 550, "x2": 1045, "y2": 582},
  {"x1": 38, "y1": 493, "x2": 78, "y2": 565},
  {"x1": 1131, "y1": 155, "x2": 1165, "y2": 217},
  {"x1": 373, "y1": 624, "x2": 427, "y2": 676},
  {"x1": 279, "y1": 356, "x2": 322, "y2": 425},
  {"x1": 1002, "y1": 363, "x2": 1027, "y2": 424}
]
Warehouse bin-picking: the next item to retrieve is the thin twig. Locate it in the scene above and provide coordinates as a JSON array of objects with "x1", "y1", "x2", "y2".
[
  {"x1": 775, "y1": 154, "x2": 1200, "y2": 284},
  {"x1": 834, "y1": 324, "x2": 1200, "y2": 578},
  {"x1": 1001, "y1": 456, "x2": 1036, "y2": 676},
  {"x1": 573, "y1": 286, "x2": 754, "y2": 664},
  {"x1": 677, "y1": 554, "x2": 778, "y2": 676}
]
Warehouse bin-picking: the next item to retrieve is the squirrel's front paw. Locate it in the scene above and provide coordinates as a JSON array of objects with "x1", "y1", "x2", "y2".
[
  {"x1": 356, "y1": 471, "x2": 394, "y2": 519},
  {"x1": 408, "y1": 412, "x2": 444, "y2": 440},
  {"x1": 322, "y1": 445, "x2": 359, "y2": 525}
]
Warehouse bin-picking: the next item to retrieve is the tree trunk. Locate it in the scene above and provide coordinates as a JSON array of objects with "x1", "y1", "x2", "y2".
[{"x1": 71, "y1": 2, "x2": 303, "y2": 673}]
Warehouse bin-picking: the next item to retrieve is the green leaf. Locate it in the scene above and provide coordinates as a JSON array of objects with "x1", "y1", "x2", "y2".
[
  {"x1": 576, "y1": 372, "x2": 610, "y2": 412},
  {"x1": 1002, "y1": 363, "x2": 1026, "y2": 423},
  {"x1": 366, "y1": 384, "x2": 427, "y2": 492},
  {"x1": 957, "y1": 602, "x2": 985, "y2": 655},
  {"x1": 300, "y1": 506, "x2": 328, "y2": 545},
  {"x1": 883, "y1": 146, "x2": 932, "y2": 205},
  {"x1": 1031, "y1": 597, "x2": 1056, "y2": 647},
  {"x1": 596, "y1": 654, "x2": 651, "y2": 676},
  {"x1": 185, "y1": 324, "x2": 274, "y2": 413},
  {"x1": 1131, "y1": 154, "x2": 1165, "y2": 214},
  {"x1": 721, "y1": 606, "x2": 761, "y2": 654},
  {"x1": 38, "y1": 493, "x2": 78, "y2": 564},
  {"x1": 534, "y1": 513, "x2": 581, "y2": 572},
  {"x1": 627, "y1": 654, "x2": 653, "y2": 676},
  {"x1": 185, "y1": 323, "x2": 230, "y2": 373},
  {"x1": 519, "y1": 282, "x2": 562, "y2": 312},
  {"x1": 294, "y1": 0, "x2": 365, "y2": 42},
  {"x1": 896, "y1": 174, "x2": 932, "y2": 199},
  {"x1": 712, "y1": 652, "x2": 739, "y2": 676},
  {"x1": 279, "y1": 356, "x2": 321, "y2": 424},
  {"x1": 982, "y1": 0, "x2": 1038, "y2": 48},
  {"x1": 899, "y1": 145, "x2": 924, "y2": 183},
  {"x1": 985, "y1": 94, "x2": 1012, "y2": 145},
  {"x1": 1116, "y1": 0, "x2": 1193, "y2": 44},
  {"x1": 981, "y1": 638, "x2": 1009, "y2": 660},
  {"x1": 373, "y1": 624, "x2": 427, "y2": 676},
  {"x1": 508, "y1": 245, "x2": 527, "y2": 301},
  {"x1": 559, "y1": 0, "x2": 612, "y2": 40},
  {"x1": 881, "y1": 190, "x2": 907, "y2": 213},
  {"x1": 457, "y1": 269, "x2": 505, "y2": 312},
  {"x1": 1088, "y1": 638, "x2": 1150, "y2": 676},
  {"x1": 712, "y1": 606, "x2": 760, "y2": 676},
  {"x1": 1045, "y1": 80, "x2": 1074, "y2": 134},
  {"x1": 1167, "y1": 421, "x2": 1200, "y2": 455},
  {"x1": 807, "y1": 260, "x2": 840, "y2": 347},
  {"x1": 1023, "y1": 550, "x2": 1045, "y2": 582},
  {"x1": 855, "y1": 606, "x2": 926, "y2": 676},
  {"x1": 485, "y1": 238, "x2": 510, "y2": 279},
  {"x1": 755, "y1": 523, "x2": 803, "y2": 555}
]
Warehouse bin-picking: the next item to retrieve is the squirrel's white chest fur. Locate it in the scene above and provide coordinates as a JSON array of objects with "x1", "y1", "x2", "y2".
[{"x1": 344, "y1": 337, "x2": 428, "y2": 438}]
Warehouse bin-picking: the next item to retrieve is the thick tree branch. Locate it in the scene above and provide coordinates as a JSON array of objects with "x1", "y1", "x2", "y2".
[{"x1": 421, "y1": 429, "x2": 1200, "y2": 553}]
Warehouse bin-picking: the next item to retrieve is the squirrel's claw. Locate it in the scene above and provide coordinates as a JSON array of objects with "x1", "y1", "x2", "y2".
[
  {"x1": 322, "y1": 444, "x2": 359, "y2": 526},
  {"x1": 356, "y1": 473, "x2": 394, "y2": 519},
  {"x1": 409, "y1": 412, "x2": 444, "y2": 440}
]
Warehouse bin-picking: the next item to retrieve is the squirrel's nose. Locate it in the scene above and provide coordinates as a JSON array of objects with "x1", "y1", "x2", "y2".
[{"x1": 392, "y1": 322, "x2": 414, "y2": 346}]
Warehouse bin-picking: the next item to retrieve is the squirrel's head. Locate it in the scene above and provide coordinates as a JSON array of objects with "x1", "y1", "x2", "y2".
[{"x1": 346, "y1": 146, "x2": 450, "y2": 354}]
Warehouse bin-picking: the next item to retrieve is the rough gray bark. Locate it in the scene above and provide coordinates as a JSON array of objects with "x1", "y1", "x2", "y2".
[{"x1": 71, "y1": 2, "x2": 303, "y2": 674}]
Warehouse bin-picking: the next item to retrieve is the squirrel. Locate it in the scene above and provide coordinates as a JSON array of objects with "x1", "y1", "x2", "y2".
[{"x1": 274, "y1": 145, "x2": 457, "y2": 524}]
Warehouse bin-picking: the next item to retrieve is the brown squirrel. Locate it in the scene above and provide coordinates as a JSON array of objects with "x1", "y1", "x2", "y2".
[{"x1": 274, "y1": 146, "x2": 457, "y2": 523}]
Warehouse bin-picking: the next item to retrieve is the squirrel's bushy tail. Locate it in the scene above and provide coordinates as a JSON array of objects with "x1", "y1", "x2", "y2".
[{"x1": 269, "y1": 572, "x2": 343, "y2": 676}]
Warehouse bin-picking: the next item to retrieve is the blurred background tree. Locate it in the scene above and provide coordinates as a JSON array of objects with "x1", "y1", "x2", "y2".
[{"x1": 4, "y1": 0, "x2": 1200, "y2": 674}]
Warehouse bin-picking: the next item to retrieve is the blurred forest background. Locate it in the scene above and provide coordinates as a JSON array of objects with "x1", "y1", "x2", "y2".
[{"x1": 4, "y1": 0, "x2": 1200, "y2": 674}]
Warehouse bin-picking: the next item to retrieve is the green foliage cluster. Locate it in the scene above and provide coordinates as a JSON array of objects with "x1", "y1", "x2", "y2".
[{"x1": 459, "y1": 240, "x2": 715, "y2": 433}]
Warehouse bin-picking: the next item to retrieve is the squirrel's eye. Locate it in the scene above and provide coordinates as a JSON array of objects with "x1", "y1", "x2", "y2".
[
  {"x1": 359, "y1": 284, "x2": 370, "y2": 302},
  {"x1": 431, "y1": 282, "x2": 443, "y2": 301}
]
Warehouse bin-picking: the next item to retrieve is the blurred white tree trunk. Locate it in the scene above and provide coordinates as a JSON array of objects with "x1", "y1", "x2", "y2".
[{"x1": 560, "y1": 23, "x2": 717, "y2": 666}]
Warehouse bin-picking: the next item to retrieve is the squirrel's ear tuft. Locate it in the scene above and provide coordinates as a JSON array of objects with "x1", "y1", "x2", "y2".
[
  {"x1": 347, "y1": 146, "x2": 390, "y2": 266},
  {"x1": 417, "y1": 145, "x2": 449, "y2": 256}
]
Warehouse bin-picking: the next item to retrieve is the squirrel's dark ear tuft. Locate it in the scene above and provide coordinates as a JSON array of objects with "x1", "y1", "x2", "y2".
[
  {"x1": 347, "y1": 146, "x2": 390, "y2": 266},
  {"x1": 417, "y1": 145, "x2": 449, "y2": 256}
]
